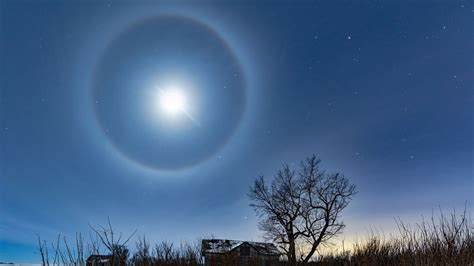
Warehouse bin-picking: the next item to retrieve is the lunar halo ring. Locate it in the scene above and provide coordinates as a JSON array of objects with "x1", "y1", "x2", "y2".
[{"x1": 90, "y1": 14, "x2": 248, "y2": 173}]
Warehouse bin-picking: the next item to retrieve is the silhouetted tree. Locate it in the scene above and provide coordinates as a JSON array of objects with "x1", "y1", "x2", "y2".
[
  {"x1": 89, "y1": 217, "x2": 135, "y2": 265},
  {"x1": 132, "y1": 235, "x2": 152, "y2": 265},
  {"x1": 248, "y1": 155, "x2": 356, "y2": 264},
  {"x1": 37, "y1": 232, "x2": 90, "y2": 265}
]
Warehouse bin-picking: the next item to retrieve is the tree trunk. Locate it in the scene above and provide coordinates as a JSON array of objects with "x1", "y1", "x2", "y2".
[{"x1": 288, "y1": 233, "x2": 297, "y2": 265}]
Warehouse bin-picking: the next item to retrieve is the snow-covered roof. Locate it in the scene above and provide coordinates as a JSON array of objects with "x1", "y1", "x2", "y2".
[
  {"x1": 86, "y1": 255, "x2": 113, "y2": 262},
  {"x1": 201, "y1": 239, "x2": 280, "y2": 256}
]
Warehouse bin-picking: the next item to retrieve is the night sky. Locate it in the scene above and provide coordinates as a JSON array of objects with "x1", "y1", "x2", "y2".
[{"x1": 1, "y1": 1, "x2": 473, "y2": 263}]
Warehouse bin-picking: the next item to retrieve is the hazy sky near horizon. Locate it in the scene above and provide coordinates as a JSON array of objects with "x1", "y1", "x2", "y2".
[{"x1": 1, "y1": 0, "x2": 473, "y2": 263}]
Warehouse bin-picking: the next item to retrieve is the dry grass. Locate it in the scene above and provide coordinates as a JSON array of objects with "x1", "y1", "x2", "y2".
[
  {"x1": 37, "y1": 209, "x2": 472, "y2": 265},
  {"x1": 132, "y1": 208, "x2": 473, "y2": 265},
  {"x1": 317, "y1": 208, "x2": 473, "y2": 266}
]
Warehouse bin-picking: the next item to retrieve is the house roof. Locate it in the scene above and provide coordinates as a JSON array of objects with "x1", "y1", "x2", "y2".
[
  {"x1": 86, "y1": 255, "x2": 113, "y2": 262},
  {"x1": 201, "y1": 239, "x2": 280, "y2": 256}
]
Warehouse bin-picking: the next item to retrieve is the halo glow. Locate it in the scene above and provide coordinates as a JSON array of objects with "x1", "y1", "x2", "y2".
[{"x1": 159, "y1": 89, "x2": 187, "y2": 116}]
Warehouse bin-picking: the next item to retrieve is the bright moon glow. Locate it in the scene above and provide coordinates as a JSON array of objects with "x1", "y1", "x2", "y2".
[
  {"x1": 153, "y1": 86, "x2": 200, "y2": 126},
  {"x1": 159, "y1": 89, "x2": 187, "y2": 116}
]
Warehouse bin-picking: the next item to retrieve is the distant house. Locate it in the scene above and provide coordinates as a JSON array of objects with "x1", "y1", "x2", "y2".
[
  {"x1": 86, "y1": 254, "x2": 126, "y2": 266},
  {"x1": 201, "y1": 239, "x2": 280, "y2": 265},
  {"x1": 86, "y1": 255, "x2": 113, "y2": 266}
]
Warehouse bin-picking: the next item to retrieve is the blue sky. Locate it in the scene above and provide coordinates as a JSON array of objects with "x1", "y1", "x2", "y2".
[{"x1": 1, "y1": 0, "x2": 472, "y2": 263}]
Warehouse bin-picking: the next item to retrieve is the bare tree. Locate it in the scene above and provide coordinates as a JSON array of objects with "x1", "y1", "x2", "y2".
[
  {"x1": 37, "y1": 234, "x2": 49, "y2": 266},
  {"x1": 132, "y1": 235, "x2": 152, "y2": 265},
  {"x1": 89, "y1": 217, "x2": 136, "y2": 265},
  {"x1": 248, "y1": 155, "x2": 356, "y2": 264},
  {"x1": 154, "y1": 241, "x2": 177, "y2": 262}
]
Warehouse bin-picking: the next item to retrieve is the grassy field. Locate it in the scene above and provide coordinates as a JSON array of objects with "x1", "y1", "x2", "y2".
[{"x1": 36, "y1": 209, "x2": 473, "y2": 265}]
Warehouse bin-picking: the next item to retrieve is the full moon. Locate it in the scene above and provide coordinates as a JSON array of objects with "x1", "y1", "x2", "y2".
[
  {"x1": 159, "y1": 89, "x2": 187, "y2": 117},
  {"x1": 92, "y1": 16, "x2": 246, "y2": 170}
]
